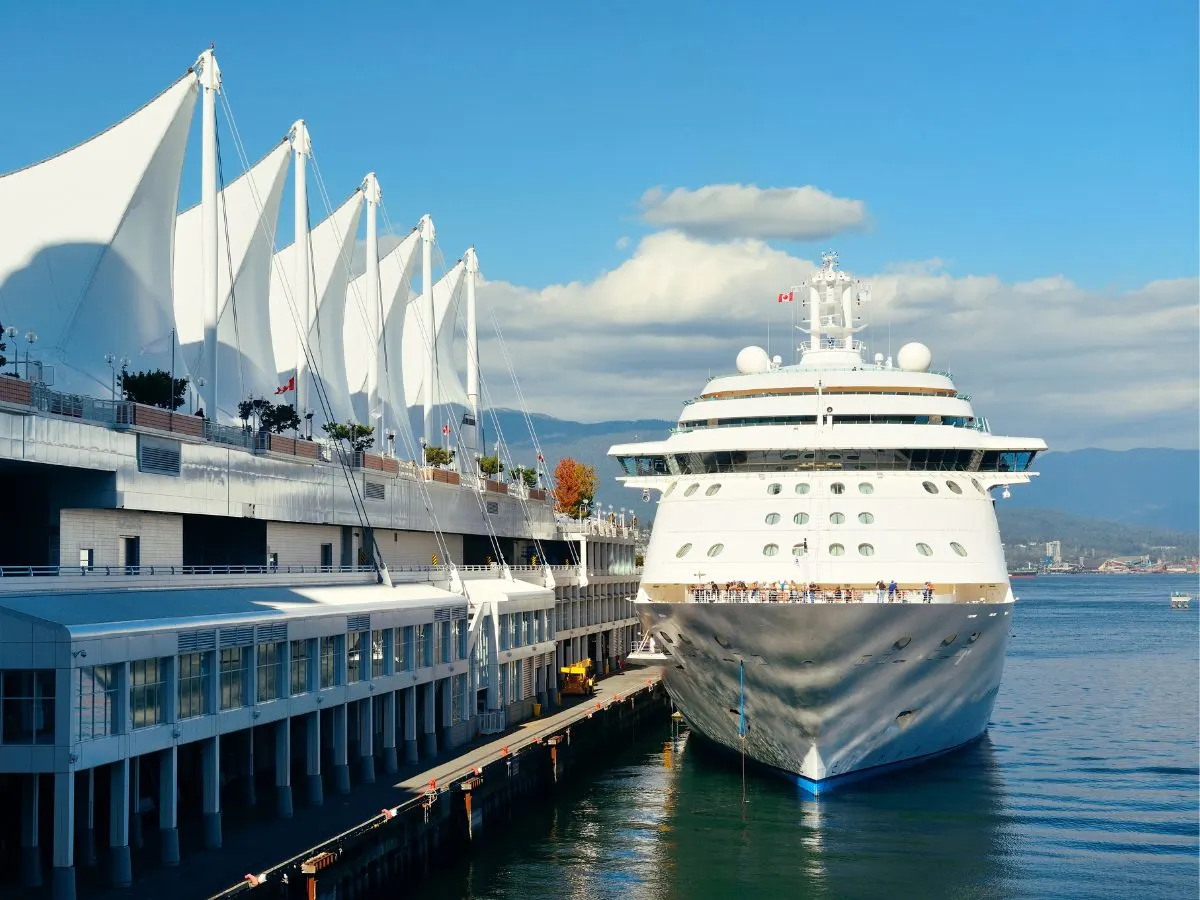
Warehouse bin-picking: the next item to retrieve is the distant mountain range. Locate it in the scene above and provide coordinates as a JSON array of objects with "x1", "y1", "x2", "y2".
[{"x1": 481, "y1": 410, "x2": 1198, "y2": 540}]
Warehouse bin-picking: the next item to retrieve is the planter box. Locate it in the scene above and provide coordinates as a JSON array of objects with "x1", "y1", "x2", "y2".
[
  {"x1": 132, "y1": 405, "x2": 205, "y2": 438},
  {"x1": 421, "y1": 467, "x2": 461, "y2": 486},
  {"x1": 268, "y1": 434, "x2": 321, "y2": 460},
  {"x1": 529, "y1": 488, "x2": 548, "y2": 502},
  {"x1": 0, "y1": 377, "x2": 33, "y2": 406},
  {"x1": 485, "y1": 480, "x2": 507, "y2": 494},
  {"x1": 360, "y1": 453, "x2": 400, "y2": 474}
]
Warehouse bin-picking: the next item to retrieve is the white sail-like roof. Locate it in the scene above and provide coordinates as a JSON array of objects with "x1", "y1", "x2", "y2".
[
  {"x1": 0, "y1": 73, "x2": 197, "y2": 397},
  {"x1": 268, "y1": 190, "x2": 363, "y2": 426},
  {"x1": 346, "y1": 229, "x2": 421, "y2": 444},
  {"x1": 403, "y1": 259, "x2": 468, "y2": 409},
  {"x1": 173, "y1": 140, "x2": 290, "y2": 421}
]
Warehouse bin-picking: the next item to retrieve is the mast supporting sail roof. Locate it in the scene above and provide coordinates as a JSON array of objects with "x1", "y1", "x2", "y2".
[
  {"x1": 173, "y1": 139, "x2": 290, "y2": 421},
  {"x1": 0, "y1": 72, "x2": 198, "y2": 397},
  {"x1": 269, "y1": 189, "x2": 363, "y2": 428}
]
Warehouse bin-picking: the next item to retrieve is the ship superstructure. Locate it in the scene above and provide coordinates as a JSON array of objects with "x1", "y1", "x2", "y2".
[{"x1": 610, "y1": 252, "x2": 1046, "y2": 790}]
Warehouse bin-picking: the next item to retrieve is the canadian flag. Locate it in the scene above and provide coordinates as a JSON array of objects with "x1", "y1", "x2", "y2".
[
  {"x1": 274, "y1": 375, "x2": 295, "y2": 395},
  {"x1": 442, "y1": 423, "x2": 450, "y2": 436},
  {"x1": 777, "y1": 291, "x2": 795, "y2": 303},
  {"x1": 536, "y1": 452, "x2": 544, "y2": 463}
]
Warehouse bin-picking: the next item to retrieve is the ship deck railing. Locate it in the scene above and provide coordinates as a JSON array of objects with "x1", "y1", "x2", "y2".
[{"x1": 686, "y1": 588, "x2": 957, "y2": 605}]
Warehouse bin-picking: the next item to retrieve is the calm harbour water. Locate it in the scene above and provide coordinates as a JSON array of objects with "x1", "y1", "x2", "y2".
[{"x1": 415, "y1": 575, "x2": 1200, "y2": 900}]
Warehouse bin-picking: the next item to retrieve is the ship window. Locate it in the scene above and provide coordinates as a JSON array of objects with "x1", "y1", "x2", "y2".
[
  {"x1": 858, "y1": 512, "x2": 874, "y2": 524},
  {"x1": 684, "y1": 483, "x2": 699, "y2": 497},
  {"x1": 767, "y1": 483, "x2": 782, "y2": 495},
  {"x1": 793, "y1": 512, "x2": 810, "y2": 525},
  {"x1": 829, "y1": 512, "x2": 845, "y2": 525},
  {"x1": 946, "y1": 480, "x2": 963, "y2": 494},
  {"x1": 858, "y1": 482, "x2": 874, "y2": 494},
  {"x1": 764, "y1": 512, "x2": 780, "y2": 525},
  {"x1": 828, "y1": 543, "x2": 845, "y2": 556},
  {"x1": 858, "y1": 543, "x2": 875, "y2": 557},
  {"x1": 971, "y1": 478, "x2": 985, "y2": 494},
  {"x1": 950, "y1": 542, "x2": 968, "y2": 557},
  {"x1": 795, "y1": 483, "x2": 811, "y2": 495},
  {"x1": 763, "y1": 544, "x2": 779, "y2": 557},
  {"x1": 706, "y1": 543, "x2": 724, "y2": 558},
  {"x1": 675, "y1": 543, "x2": 692, "y2": 558},
  {"x1": 662, "y1": 481, "x2": 677, "y2": 499},
  {"x1": 791, "y1": 543, "x2": 808, "y2": 557},
  {"x1": 705, "y1": 483, "x2": 722, "y2": 496},
  {"x1": 830, "y1": 482, "x2": 845, "y2": 495},
  {"x1": 916, "y1": 542, "x2": 933, "y2": 557},
  {"x1": 922, "y1": 481, "x2": 938, "y2": 494}
]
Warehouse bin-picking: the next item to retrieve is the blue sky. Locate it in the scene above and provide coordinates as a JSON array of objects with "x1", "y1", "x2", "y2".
[{"x1": 1, "y1": 1, "x2": 1195, "y2": 290}]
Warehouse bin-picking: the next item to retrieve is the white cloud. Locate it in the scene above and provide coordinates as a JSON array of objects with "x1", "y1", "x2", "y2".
[
  {"x1": 474, "y1": 232, "x2": 1199, "y2": 451},
  {"x1": 640, "y1": 183, "x2": 868, "y2": 241}
]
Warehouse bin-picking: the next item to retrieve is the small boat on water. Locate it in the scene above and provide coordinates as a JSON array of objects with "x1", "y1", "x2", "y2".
[{"x1": 1169, "y1": 592, "x2": 1193, "y2": 610}]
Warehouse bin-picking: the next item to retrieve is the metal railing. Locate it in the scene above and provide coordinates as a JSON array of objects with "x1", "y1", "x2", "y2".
[
  {"x1": 0, "y1": 563, "x2": 378, "y2": 579},
  {"x1": 687, "y1": 588, "x2": 954, "y2": 605}
]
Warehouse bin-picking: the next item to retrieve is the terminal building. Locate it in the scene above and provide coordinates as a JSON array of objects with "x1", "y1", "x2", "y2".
[{"x1": 0, "y1": 48, "x2": 643, "y2": 899}]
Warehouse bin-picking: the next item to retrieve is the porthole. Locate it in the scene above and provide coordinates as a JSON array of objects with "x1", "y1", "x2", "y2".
[
  {"x1": 894, "y1": 636, "x2": 912, "y2": 650},
  {"x1": 950, "y1": 542, "x2": 968, "y2": 557},
  {"x1": 828, "y1": 543, "x2": 845, "y2": 556},
  {"x1": 662, "y1": 482, "x2": 678, "y2": 499},
  {"x1": 829, "y1": 512, "x2": 845, "y2": 525},
  {"x1": 706, "y1": 543, "x2": 724, "y2": 557},
  {"x1": 858, "y1": 482, "x2": 874, "y2": 494},
  {"x1": 795, "y1": 483, "x2": 811, "y2": 495},
  {"x1": 791, "y1": 543, "x2": 808, "y2": 557},
  {"x1": 767, "y1": 483, "x2": 782, "y2": 495},
  {"x1": 675, "y1": 543, "x2": 692, "y2": 558},
  {"x1": 764, "y1": 512, "x2": 781, "y2": 525},
  {"x1": 763, "y1": 543, "x2": 779, "y2": 557},
  {"x1": 946, "y1": 480, "x2": 962, "y2": 494},
  {"x1": 705, "y1": 483, "x2": 722, "y2": 497},
  {"x1": 830, "y1": 482, "x2": 845, "y2": 495},
  {"x1": 941, "y1": 634, "x2": 958, "y2": 646},
  {"x1": 858, "y1": 543, "x2": 875, "y2": 557},
  {"x1": 684, "y1": 483, "x2": 699, "y2": 497},
  {"x1": 793, "y1": 512, "x2": 810, "y2": 525},
  {"x1": 971, "y1": 478, "x2": 985, "y2": 494},
  {"x1": 916, "y1": 542, "x2": 933, "y2": 557},
  {"x1": 968, "y1": 632, "x2": 981, "y2": 643},
  {"x1": 922, "y1": 481, "x2": 938, "y2": 494},
  {"x1": 858, "y1": 512, "x2": 874, "y2": 524}
]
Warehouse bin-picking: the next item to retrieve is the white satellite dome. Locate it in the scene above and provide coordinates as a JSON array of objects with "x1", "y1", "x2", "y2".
[
  {"x1": 896, "y1": 342, "x2": 933, "y2": 373},
  {"x1": 735, "y1": 346, "x2": 771, "y2": 374}
]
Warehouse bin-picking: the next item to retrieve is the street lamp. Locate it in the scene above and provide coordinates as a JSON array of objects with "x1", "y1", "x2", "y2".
[
  {"x1": 24, "y1": 331, "x2": 36, "y2": 380},
  {"x1": 105, "y1": 354, "x2": 117, "y2": 400}
]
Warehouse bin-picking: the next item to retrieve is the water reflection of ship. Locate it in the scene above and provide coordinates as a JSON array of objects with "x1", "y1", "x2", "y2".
[{"x1": 666, "y1": 734, "x2": 1010, "y2": 898}]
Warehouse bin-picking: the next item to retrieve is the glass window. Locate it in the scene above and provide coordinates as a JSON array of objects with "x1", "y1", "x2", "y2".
[
  {"x1": 764, "y1": 512, "x2": 780, "y2": 525},
  {"x1": 828, "y1": 543, "x2": 845, "y2": 556},
  {"x1": 858, "y1": 512, "x2": 875, "y2": 524},
  {"x1": 219, "y1": 647, "x2": 248, "y2": 711},
  {"x1": 290, "y1": 640, "x2": 311, "y2": 695},
  {"x1": 662, "y1": 481, "x2": 678, "y2": 499},
  {"x1": 5, "y1": 670, "x2": 56, "y2": 745},
  {"x1": 950, "y1": 542, "x2": 968, "y2": 557},
  {"x1": 763, "y1": 543, "x2": 779, "y2": 557},
  {"x1": 916, "y1": 542, "x2": 934, "y2": 557},
  {"x1": 422, "y1": 625, "x2": 434, "y2": 667},
  {"x1": 178, "y1": 653, "x2": 211, "y2": 720},
  {"x1": 793, "y1": 512, "x2": 810, "y2": 525},
  {"x1": 971, "y1": 478, "x2": 985, "y2": 494},
  {"x1": 791, "y1": 542, "x2": 808, "y2": 557},
  {"x1": 829, "y1": 512, "x2": 845, "y2": 524},
  {"x1": 946, "y1": 480, "x2": 963, "y2": 494},
  {"x1": 830, "y1": 482, "x2": 845, "y2": 495},
  {"x1": 858, "y1": 482, "x2": 875, "y2": 494},
  {"x1": 922, "y1": 481, "x2": 939, "y2": 494},
  {"x1": 371, "y1": 630, "x2": 387, "y2": 678},
  {"x1": 392, "y1": 628, "x2": 408, "y2": 673},
  {"x1": 319, "y1": 636, "x2": 342, "y2": 689},
  {"x1": 347, "y1": 632, "x2": 365, "y2": 683},
  {"x1": 75, "y1": 666, "x2": 119, "y2": 740},
  {"x1": 441, "y1": 621, "x2": 453, "y2": 663},
  {"x1": 706, "y1": 543, "x2": 724, "y2": 557},
  {"x1": 675, "y1": 543, "x2": 692, "y2": 558},
  {"x1": 767, "y1": 483, "x2": 782, "y2": 495},
  {"x1": 131, "y1": 658, "x2": 166, "y2": 729},
  {"x1": 705, "y1": 484, "x2": 721, "y2": 496},
  {"x1": 257, "y1": 643, "x2": 283, "y2": 703},
  {"x1": 684, "y1": 483, "x2": 699, "y2": 497},
  {"x1": 858, "y1": 543, "x2": 875, "y2": 557},
  {"x1": 795, "y1": 483, "x2": 811, "y2": 495},
  {"x1": 455, "y1": 620, "x2": 469, "y2": 659}
]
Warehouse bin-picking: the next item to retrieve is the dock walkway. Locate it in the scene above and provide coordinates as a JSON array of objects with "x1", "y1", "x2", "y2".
[{"x1": 78, "y1": 666, "x2": 663, "y2": 900}]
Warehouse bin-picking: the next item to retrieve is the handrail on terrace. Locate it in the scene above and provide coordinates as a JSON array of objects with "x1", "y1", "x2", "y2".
[{"x1": 687, "y1": 588, "x2": 964, "y2": 605}]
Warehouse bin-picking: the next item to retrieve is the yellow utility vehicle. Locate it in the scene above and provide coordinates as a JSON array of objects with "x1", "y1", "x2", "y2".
[{"x1": 559, "y1": 658, "x2": 597, "y2": 696}]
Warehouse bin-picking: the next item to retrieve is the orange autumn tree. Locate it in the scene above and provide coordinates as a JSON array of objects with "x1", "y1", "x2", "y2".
[{"x1": 552, "y1": 457, "x2": 598, "y2": 518}]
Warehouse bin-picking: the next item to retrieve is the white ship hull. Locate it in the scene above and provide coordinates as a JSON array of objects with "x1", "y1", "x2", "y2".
[{"x1": 641, "y1": 600, "x2": 1013, "y2": 792}]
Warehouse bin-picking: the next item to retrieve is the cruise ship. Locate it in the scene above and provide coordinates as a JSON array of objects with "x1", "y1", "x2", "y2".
[{"x1": 610, "y1": 253, "x2": 1046, "y2": 792}]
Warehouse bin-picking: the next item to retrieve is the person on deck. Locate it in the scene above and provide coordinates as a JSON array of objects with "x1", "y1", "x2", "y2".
[{"x1": 888, "y1": 579, "x2": 898, "y2": 602}]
